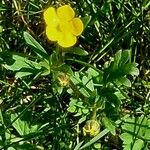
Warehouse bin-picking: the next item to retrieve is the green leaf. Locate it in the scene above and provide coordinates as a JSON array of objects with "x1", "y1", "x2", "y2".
[
  {"x1": 120, "y1": 133, "x2": 133, "y2": 144},
  {"x1": 82, "y1": 76, "x2": 94, "y2": 91},
  {"x1": 11, "y1": 114, "x2": 30, "y2": 136},
  {"x1": 8, "y1": 147, "x2": 16, "y2": 150},
  {"x1": 4, "y1": 55, "x2": 44, "y2": 78},
  {"x1": 11, "y1": 114, "x2": 38, "y2": 136},
  {"x1": 74, "y1": 141, "x2": 84, "y2": 150},
  {"x1": 23, "y1": 32, "x2": 49, "y2": 60},
  {"x1": 103, "y1": 50, "x2": 139, "y2": 84},
  {"x1": 122, "y1": 116, "x2": 148, "y2": 135},
  {"x1": 69, "y1": 98, "x2": 78, "y2": 106},
  {"x1": 80, "y1": 129, "x2": 109, "y2": 149},
  {"x1": 74, "y1": 111, "x2": 82, "y2": 117},
  {"x1": 16, "y1": 71, "x2": 33, "y2": 78},
  {"x1": 121, "y1": 115, "x2": 150, "y2": 150},
  {"x1": 80, "y1": 88, "x2": 90, "y2": 97},
  {"x1": 67, "y1": 105, "x2": 76, "y2": 113},
  {"x1": 82, "y1": 16, "x2": 92, "y2": 28},
  {"x1": 115, "y1": 91, "x2": 126, "y2": 100},
  {"x1": 118, "y1": 77, "x2": 131, "y2": 87},
  {"x1": 87, "y1": 67, "x2": 99, "y2": 77},
  {"x1": 119, "y1": 50, "x2": 131, "y2": 67},
  {"x1": 82, "y1": 108, "x2": 89, "y2": 114},
  {"x1": 113, "y1": 50, "x2": 122, "y2": 68},
  {"x1": 75, "y1": 101, "x2": 84, "y2": 108},
  {"x1": 101, "y1": 1, "x2": 111, "y2": 13},
  {"x1": 78, "y1": 116, "x2": 87, "y2": 124},
  {"x1": 87, "y1": 67, "x2": 103, "y2": 84},
  {"x1": 94, "y1": 143, "x2": 101, "y2": 149},
  {"x1": 120, "y1": 62, "x2": 139, "y2": 76},
  {"x1": 144, "y1": 119, "x2": 150, "y2": 139},
  {"x1": 3, "y1": 55, "x2": 41, "y2": 71},
  {"x1": 101, "y1": 87, "x2": 120, "y2": 108},
  {"x1": 67, "y1": 47, "x2": 88, "y2": 56},
  {"x1": 132, "y1": 139, "x2": 144, "y2": 150},
  {"x1": 56, "y1": 64, "x2": 73, "y2": 75},
  {"x1": 123, "y1": 144, "x2": 131, "y2": 150},
  {"x1": 50, "y1": 52, "x2": 59, "y2": 66},
  {"x1": 3, "y1": 55, "x2": 42, "y2": 78},
  {"x1": 142, "y1": 80, "x2": 150, "y2": 89},
  {"x1": 102, "y1": 117, "x2": 116, "y2": 135},
  {"x1": 39, "y1": 60, "x2": 50, "y2": 76},
  {"x1": 121, "y1": 139, "x2": 144, "y2": 150}
]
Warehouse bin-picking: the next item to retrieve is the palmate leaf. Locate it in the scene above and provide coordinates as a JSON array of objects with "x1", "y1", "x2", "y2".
[
  {"x1": 3, "y1": 54, "x2": 42, "y2": 78},
  {"x1": 120, "y1": 116, "x2": 150, "y2": 150},
  {"x1": 121, "y1": 116, "x2": 149, "y2": 137},
  {"x1": 121, "y1": 137, "x2": 144, "y2": 150},
  {"x1": 3, "y1": 53, "x2": 51, "y2": 78},
  {"x1": 11, "y1": 114, "x2": 38, "y2": 136},
  {"x1": 103, "y1": 50, "x2": 139, "y2": 86},
  {"x1": 99, "y1": 86, "x2": 121, "y2": 108},
  {"x1": 120, "y1": 133, "x2": 133, "y2": 144},
  {"x1": 97, "y1": 86, "x2": 120, "y2": 120},
  {"x1": 3, "y1": 55, "x2": 41, "y2": 71}
]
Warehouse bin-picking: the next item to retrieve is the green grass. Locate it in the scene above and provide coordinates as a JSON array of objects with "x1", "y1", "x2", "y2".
[{"x1": 0, "y1": 0, "x2": 150, "y2": 149}]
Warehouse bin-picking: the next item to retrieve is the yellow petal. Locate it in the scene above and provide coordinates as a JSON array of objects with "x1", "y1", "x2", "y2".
[
  {"x1": 58, "y1": 31, "x2": 77, "y2": 47},
  {"x1": 46, "y1": 26, "x2": 61, "y2": 41},
  {"x1": 57, "y1": 5, "x2": 75, "y2": 21},
  {"x1": 70, "y1": 18, "x2": 84, "y2": 36},
  {"x1": 44, "y1": 7, "x2": 59, "y2": 26}
]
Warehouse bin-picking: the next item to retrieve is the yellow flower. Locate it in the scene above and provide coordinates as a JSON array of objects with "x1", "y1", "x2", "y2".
[
  {"x1": 44, "y1": 5, "x2": 83, "y2": 48},
  {"x1": 83, "y1": 120, "x2": 100, "y2": 137},
  {"x1": 57, "y1": 73, "x2": 69, "y2": 87}
]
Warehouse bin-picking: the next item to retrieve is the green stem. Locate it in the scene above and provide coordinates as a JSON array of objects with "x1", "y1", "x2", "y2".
[
  {"x1": 0, "y1": 109, "x2": 7, "y2": 150},
  {"x1": 66, "y1": 58, "x2": 103, "y2": 74},
  {"x1": 69, "y1": 80, "x2": 88, "y2": 103},
  {"x1": 91, "y1": 103, "x2": 97, "y2": 120},
  {"x1": 56, "y1": 45, "x2": 64, "y2": 64}
]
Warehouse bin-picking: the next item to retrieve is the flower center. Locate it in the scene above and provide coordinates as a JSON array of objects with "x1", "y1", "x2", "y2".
[{"x1": 56, "y1": 24, "x2": 62, "y2": 32}]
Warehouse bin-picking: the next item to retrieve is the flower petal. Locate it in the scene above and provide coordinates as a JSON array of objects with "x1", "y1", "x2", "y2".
[
  {"x1": 57, "y1": 5, "x2": 75, "y2": 21},
  {"x1": 46, "y1": 25, "x2": 61, "y2": 41},
  {"x1": 44, "y1": 7, "x2": 59, "y2": 26},
  {"x1": 58, "y1": 31, "x2": 77, "y2": 47},
  {"x1": 70, "y1": 18, "x2": 84, "y2": 36}
]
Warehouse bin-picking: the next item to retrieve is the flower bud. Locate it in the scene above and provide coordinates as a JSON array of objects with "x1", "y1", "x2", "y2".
[
  {"x1": 57, "y1": 73, "x2": 69, "y2": 87},
  {"x1": 83, "y1": 120, "x2": 100, "y2": 136}
]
